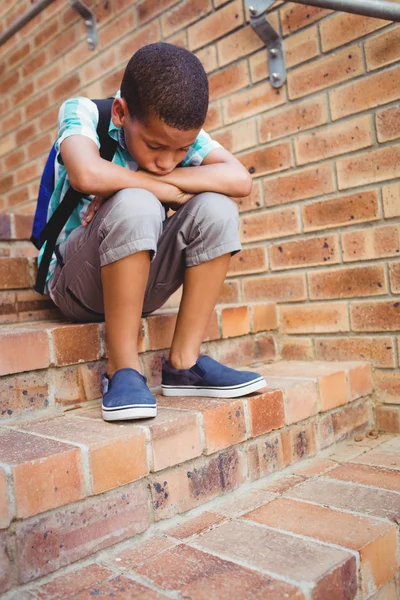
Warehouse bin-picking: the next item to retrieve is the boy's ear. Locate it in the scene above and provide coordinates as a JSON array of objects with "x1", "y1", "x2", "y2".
[{"x1": 111, "y1": 97, "x2": 129, "y2": 127}]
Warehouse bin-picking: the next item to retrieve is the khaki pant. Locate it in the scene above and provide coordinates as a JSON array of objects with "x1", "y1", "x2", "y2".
[{"x1": 48, "y1": 188, "x2": 241, "y2": 322}]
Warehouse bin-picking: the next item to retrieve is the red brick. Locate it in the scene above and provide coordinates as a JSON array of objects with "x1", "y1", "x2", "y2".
[
  {"x1": 327, "y1": 462, "x2": 400, "y2": 493},
  {"x1": 27, "y1": 133, "x2": 52, "y2": 160},
  {"x1": 209, "y1": 61, "x2": 249, "y2": 101},
  {"x1": 47, "y1": 27, "x2": 76, "y2": 60},
  {"x1": 22, "y1": 50, "x2": 46, "y2": 77},
  {"x1": 315, "y1": 336, "x2": 395, "y2": 369},
  {"x1": 0, "y1": 469, "x2": 10, "y2": 528},
  {"x1": 118, "y1": 21, "x2": 160, "y2": 63},
  {"x1": 8, "y1": 42, "x2": 30, "y2": 67},
  {"x1": 270, "y1": 234, "x2": 339, "y2": 271},
  {"x1": 111, "y1": 535, "x2": 176, "y2": 569},
  {"x1": 354, "y1": 437, "x2": 400, "y2": 468},
  {"x1": 288, "y1": 45, "x2": 363, "y2": 99},
  {"x1": 239, "y1": 141, "x2": 292, "y2": 178},
  {"x1": 365, "y1": 27, "x2": 400, "y2": 70},
  {"x1": 241, "y1": 207, "x2": 300, "y2": 242},
  {"x1": 284, "y1": 25, "x2": 320, "y2": 69},
  {"x1": 337, "y1": 145, "x2": 400, "y2": 190},
  {"x1": 260, "y1": 472, "x2": 305, "y2": 494},
  {"x1": 0, "y1": 369, "x2": 49, "y2": 419},
  {"x1": 291, "y1": 458, "x2": 337, "y2": 477},
  {"x1": 247, "y1": 389, "x2": 285, "y2": 436},
  {"x1": 159, "y1": 395, "x2": 247, "y2": 455},
  {"x1": 286, "y1": 476, "x2": 400, "y2": 523},
  {"x1": 100, "y1": 67, "x2": 124, "y2": 98},
  {"x1": 244, "y1": 497, "x2": 397, "y2": 596},
  {"x1": 52, "y1": 323, "x2": 101, "y2": 366},
  {"x1": 150, "y1": 447, "x2": 246, "y2": 520},
  {"x1": 215, "y1": 488, "x2": 275, "y2": 516},
  {"x1": 280, "y1": 338, "x2": 314, "y2": 361},
  {"x1": 342, "y1": 224, "x2": 400, "y2": 262},
  {"x1": 15, "y1": 123, "x2": 37, "y2": 146},
  {"x1": 320, "y1": 13, "x2": 388, "y2": 52},
  {"x1": 243, "y1": 273, "x2": 307, "y2": 302},
  {"x1": 2, "y1": 109, "x2": 22, "y2": 135},
  {"x1": 218, "y1": 280, "x2": 240, "y2": 303},
  {"x1": 147, "y1": 312, "x2": 177, "y2": 350},
  {"x1": 0, "y1": 216, "x2": 11, "y2": 240},
  {"x1": 302, "y1": 189, "x2": 380, "y2": 232},
  {"x1": 98, "y1": 10, "x2": 135, "y2": 49},
  {"x1": 269, "y1": 378, "x2": 319, "y2": 424},
  {"x1": 282, "y1": 423, "x2": 317, "y2": 465},
  {"x1": 0, "y1": 327, "x2": 50, "y2": 376},
  {"x1": 15, "y1": 480, "x2": 150, "y2": 583},
  {"x1": 374, "y1": 370, "x2": 400, "y2": 404},
  {"x1": 188, "y1": 0, "x2": 243, "y2": 51},
  {"x1": 221, "y1": 305, "x2": 250, "y2": 337},
  {"x1": 0, "y1": 71, "x2": 20, "y2": 95},
  {"x1": 82, "y1": 51, "x2": 117, "y2": 87},
  {"x1": 247, "y1": 432, "x2": 285, "y2": 481},
  {"x1": 251, "y1": 303, "x2": 277, "y2": 332},
  {"x1": 281, "y1": 2, "x2": 331, "y2": 34},
  {"x1": 318, "y1": 401, "x2": 370, "y2": 447},
  {"x1": 0, "y1": 532, "x2": 11, "y2": 594},
  {"x1": 351, "y1": 301, "x2": 400, "y2": 333},
  {"x1": 376, "y1": 106, "x2": 400, "y2": 143},
  {"x1": 161, "y1": 0, "x2": 212, "y2": 37},
  {"x1": 330, "y1": 66, "x2": 400, "y2": 120},
  {"x1": 204, "y1": 102, "x2": 222, "y2": 131},
  {"x1": 22, "y1": 414, "x2": 149, "y2": 494},
  {"x1": 217, "y1": 24, "x2": 264, "y2": 67},
  {"x1": 136, "y1": 543, "x2": 304, "y2": 599},
  {"x1": 0, "y1": 175, "x2": 15, "y2": 195},
  {"x1": 295, "y1": 115, "x2": 372, "y2": 165},
  {"x1": 309, "y1": 265, "x2": 386, "y2": 300},
  {"x1": 0, "y1": 428, "x2": 84, "y2": 519},
  {"x1": 167, "y1": 30, "x2": 188, "y2": 48},
  {"x1": 228, "y1": 246, "x2": 267, "y2": 276},
  {"x1": 223, "y1": 83, "x2": 286, "y2": 125},
  {"x1": 34, "y1": 564, "x2": 114, "y2": 600},
  {"x1": 166, "y1": 511, "x2": 226, "y2": 539},
  {"x1": 4, "y1": 148, "x2": 25, "y2": 171},
  {"x1": 263, "y1": 164, "x2": 335, "y2": 207},
  {"x1": 34, "y1": 17, "x2": 60, "y2": 47},
  {"x1": 258, "y1": 95, "x2": 327, "y2": 143},
  {"x1": 25, "y1": 93, "x2": 50, "y2": 120},
  {"x1": 389, "y1": 262, "x2": 400, "y2": 293},
  {"x1": 280, "y1": 303, "x2": 349, "y2": 334},
  {"x1": 37, "y1": 60, "x2": 63, "y2": 89},
  {"x1": 196, "y1": 44, "x2": 217, "y2": 73},
  {"x1": 195, "y1": 519, "x2": 355, "y2": 598}
]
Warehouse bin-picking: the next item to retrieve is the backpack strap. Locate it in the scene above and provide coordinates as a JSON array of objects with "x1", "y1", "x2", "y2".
[{"x1": 34, "y1": 98, "x2": 117, "y2": 294}]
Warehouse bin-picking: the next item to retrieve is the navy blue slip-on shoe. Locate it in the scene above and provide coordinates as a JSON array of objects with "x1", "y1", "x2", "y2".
[
  {"x1": 161, "y1": 355, "x2": 266, "y2": 398},
  {"x1": 102, "y1": 368, "x2": 157, "y2": 421}
]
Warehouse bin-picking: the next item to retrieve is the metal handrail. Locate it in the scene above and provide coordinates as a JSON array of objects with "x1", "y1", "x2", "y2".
[
  {"x1": 0, "y1": 0, "x2": 97, "y2": 50},
  {"x1": 292, "y1": 0, "x2": 400, "y2": 20},
  {"x1": 0, "y1": 0, "x2": 57, "y2": 48},
  {"x1": 1, "y1": 0, "x2": 399, "y2": 50}
]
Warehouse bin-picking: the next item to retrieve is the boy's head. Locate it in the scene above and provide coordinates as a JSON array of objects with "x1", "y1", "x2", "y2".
[{"x1": 112, "y1": 42, "x2": 209, "y2": 175}]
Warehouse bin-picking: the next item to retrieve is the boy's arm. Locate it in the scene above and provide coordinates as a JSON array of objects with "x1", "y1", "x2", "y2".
[
  {"x1": 147, "y1": 147, "x2": 252, "y2": 198},
  {"x1": 61, "y1": 136, "x2": 191, "y2": 205}
]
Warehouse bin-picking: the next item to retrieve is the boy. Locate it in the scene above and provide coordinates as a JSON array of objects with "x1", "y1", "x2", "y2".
[{"x1": 43, "y1": 42, "x2": 266, "y2": 422}]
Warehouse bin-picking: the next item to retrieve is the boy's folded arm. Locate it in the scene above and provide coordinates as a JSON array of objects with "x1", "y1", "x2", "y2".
[
  {"x1": 60, "y1": 135, "x2": 184, "y2": 202},
  {"x1": 152, "y1": 148, "x2": 252, "y2": 198}
]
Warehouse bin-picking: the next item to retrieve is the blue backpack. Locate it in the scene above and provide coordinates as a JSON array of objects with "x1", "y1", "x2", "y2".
[{"x1": 32, "y1": 98, "x2": 117, "y2": 294}]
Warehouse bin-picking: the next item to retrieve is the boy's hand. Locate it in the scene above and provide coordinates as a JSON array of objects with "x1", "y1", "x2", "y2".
[
  {"x1": 82, "y1": 195, "x2": 104, "y2": 227},
  {"x1": 163, "y1": 187, "x2": 194, "y2": 211}
]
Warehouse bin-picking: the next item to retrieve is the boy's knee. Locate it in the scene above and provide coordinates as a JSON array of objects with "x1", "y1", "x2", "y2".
[
  {"x1": 189, "y1": 192, "x2": 239, "y2": 227},
  {"x1": 105, "y1": 188, "x2": 163, "y2": 222}
]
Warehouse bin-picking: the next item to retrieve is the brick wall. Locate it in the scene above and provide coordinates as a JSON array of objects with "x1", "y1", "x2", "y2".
[{"x1": 0, "y1": 0, "x2": 399, "y2": 414}]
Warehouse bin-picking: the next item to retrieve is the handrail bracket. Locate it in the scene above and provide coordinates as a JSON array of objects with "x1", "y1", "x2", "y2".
[
  {"x1": 247, "y1": 0, "x2": 286, "y2": 88},
  {"x1": 69, "y1": 0, "x2": 97, "y2": 50}
]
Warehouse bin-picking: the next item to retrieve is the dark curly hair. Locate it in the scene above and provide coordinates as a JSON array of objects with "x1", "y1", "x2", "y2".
[{"x1": 120, "y1": 42, "x2": 209, "y2": 131}]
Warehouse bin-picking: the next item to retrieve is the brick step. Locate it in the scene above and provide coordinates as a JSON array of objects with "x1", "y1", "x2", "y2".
[
  {"x1": 0, "y1": 303, "x2": 278, "y2": 420},
  {"x1": 0, "y1": 213, "x2": 33, "y2": 242},
  {"x1": 0, "y1": 359, "x2": 375, "y2": 595},
  {"x1": 14, "y1": 435, "x2": 399, "y2": 600}
]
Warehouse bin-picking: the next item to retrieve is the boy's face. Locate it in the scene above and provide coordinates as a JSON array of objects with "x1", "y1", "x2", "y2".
[{"x1": 112, "y1": 98, "x2": 200, "y2": 175}]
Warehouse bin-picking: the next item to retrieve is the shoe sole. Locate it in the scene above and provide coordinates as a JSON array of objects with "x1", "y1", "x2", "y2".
[
  {"x1": 102, "y1": 404, "x2": 157, "y2": 421},
  {"x1": 161, "y1": 376, "x2": 267, "y2": 398}
]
